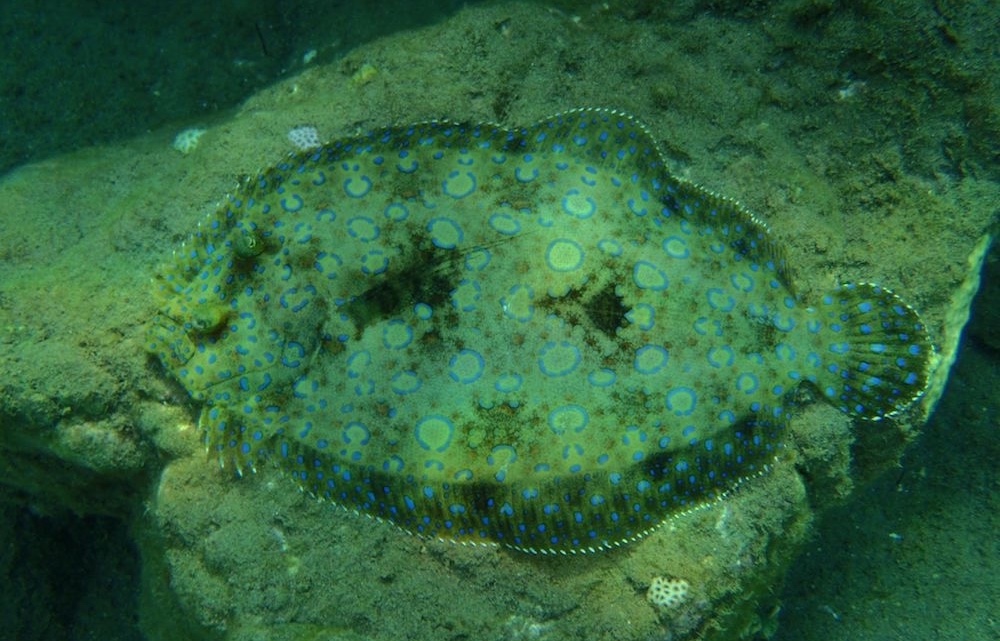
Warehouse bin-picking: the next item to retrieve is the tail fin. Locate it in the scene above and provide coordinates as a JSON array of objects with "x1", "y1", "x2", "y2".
[{"x1": 811, "y1": 283, "x2": 932, "y2": 420}]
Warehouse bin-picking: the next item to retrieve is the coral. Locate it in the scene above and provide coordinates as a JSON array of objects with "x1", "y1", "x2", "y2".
[
  {"x1": 647, "y1": 577, "x2": 690, "y2": 609},
  {"x1": 287, "y1": 124, "x2": 321, "y2": 151},
  {"x1": 172, "y1": 127, "x2": 206, "y2": 155}
]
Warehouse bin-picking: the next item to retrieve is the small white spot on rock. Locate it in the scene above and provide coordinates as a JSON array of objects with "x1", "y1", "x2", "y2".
[{"x1": 172, "y1": 127, "x2": 206, "y2": 155}]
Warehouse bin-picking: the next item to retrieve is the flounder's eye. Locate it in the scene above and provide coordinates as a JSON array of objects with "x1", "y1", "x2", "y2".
[{"x1": 233, "y1": 227, "x2": 265, "y2": 258}]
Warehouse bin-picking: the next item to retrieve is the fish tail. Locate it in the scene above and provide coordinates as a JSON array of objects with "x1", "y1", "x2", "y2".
[{"x1": 810, "y1": 283, "x2": 932, "y2": 420}]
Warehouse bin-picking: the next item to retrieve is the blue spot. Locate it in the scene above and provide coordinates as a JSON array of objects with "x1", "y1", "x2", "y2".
[
  {"x1": 634, "y1": 345, "x2": 670, "y2": 374},
  {"x1": 343, "y1": 176, "x2": 373, "y2": 198},
  {"x1": 442, "y1": 170, "x2": 477, "y2": 198},
  {"x1": 633, "y1": 261, "x2": 669, "y2": 290},
  {"x1": 665, "y1": 387, "x2": 697, "y2": 416},
  {"x1": 384, "y1": 203, "x2": 409, "y2": 221},
  {"x1": 488, "y1": 213, "x2": 521, "y2": 235},
  {"x1": 415, "y1": 415, "x2": 455, "y2": 452},
  {"x1": 561, "y1": 188, "x2": 597, "y2": 218},
  {"x1": 829, "y1": 342, "x2": 850, "y2": 355},
  {"x1": 736, "y1": 373, "x2": 759, "y2": 394},
  {"x1": 280, "y1": 194, "x2": 303, "y2": 212},
  {"x1": 427, "y1": 217, "x2": 464, "y2": 249},
  {"x1": 538, "y1": 341, "x2": 581, "y2": 377},
  {"x1": 707, "y1": 345, "x2": 735, "y2": 368},
  {"x1": 587, "y1": 369, "x2": 616, "y2": 387},
  {"x1": 707, "y1": 288, "x2": 736, "y2": 312},
  {"x1": 545, "y1": 238, "x2": 584, "y2": 272}
]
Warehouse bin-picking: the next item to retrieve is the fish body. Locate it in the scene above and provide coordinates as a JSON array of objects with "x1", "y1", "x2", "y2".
[{"x1": 148, "y1": 108, "x2": 931, "y2": 554}]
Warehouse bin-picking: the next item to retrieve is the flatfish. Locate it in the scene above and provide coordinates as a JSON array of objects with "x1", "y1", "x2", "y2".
[{"x1": 147, "y1": 108, "x2": 932, "y2": 554}]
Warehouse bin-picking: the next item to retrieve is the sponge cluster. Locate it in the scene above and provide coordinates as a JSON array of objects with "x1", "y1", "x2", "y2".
[{"x1": 646, "y1": 576, "x2": 690, "y2": 609}]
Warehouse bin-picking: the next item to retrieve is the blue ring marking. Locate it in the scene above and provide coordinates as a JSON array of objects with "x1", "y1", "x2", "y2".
[
  {"x1": 346, "y1": 350, "x2": 371, "y2": 377},
  {"x1": 494, "y1": 373, "x2": 523, "y2": 393},
  {"x1": 427, "y1": 217, "x2": 464, "y2": 249},
  {"x1": 545, "y1": 238, "x2": 584, "y2": 272},
  {"x1": 390, "y1": 371, "x2": 421, "y2": 395},
  {"x1": 347, "y1": 216, "x2": 380, "y2": 242},
  {"x1": 487, "y1": 445, "x2": 518, "y2": 482},
  {"x1": 464, "y1": 248, "x2": 491, "y2": 272},
  {"x1": 598, "y1": 239, "x2": 623, "y2": 256},
  {"x1": 282, "y1": 341, "x2": 306, "y2": 368},
  {"x1": 448, "y1": 349, "x2": 485, "y2": 384},
  {"x1": 280, "y1": 194, "x2": 304, "y2": 212},
  {"x1": 489, "y1": 213, "x2": 521, "y2": 235},
  {"x1": 807, "y1": 319, "x2": 822, "y2": 334},
  {"x1": 662, "y1": 236, "x2": 690, "y2": 259},
  {"x1": 632, "y1": 261, "x2": 669, "y2": 290},
  {"x1": 775, "y1": 343, "x2": 797, "y2": 362},
  {"x1": 515, "y1": 165, "x2": 538, "y2": 182},
  {"x1": 384, "y1": 202, "x2": 409, "y2": 221},
  {"x1": 634, "y1": 345, "x2": 669, "y2": 374},
  {"x1": 450, "y1": 278, "x2": 482, "y2": 312},
  {"x1": 414, "y1": 302, "x2": 432, "y2": 320},
  {"x1": 587, "y1": 369, "x2": 616, "y2": 387},
  {"x1": 343, "y1": 176, "x2": 373, "y2": 198},
  {"x1": 829, "y1": 342, "x2": 850, "y2": 355},
  {"x1": 443, "y1": 170, "x2": 477, "y2": 198},
  {"x1": 561, "y1": 189, "x2": 597, "y2": 219},
  {"x1": 773, "y1": 313, "x2": 796, "y2": 332},
  {"x1": 538, "y1": 341, "x2": 582, "y2": 377},
  {"x1": 665, "y1": 387, "x2": 697, "y2": 416},
  {"x1": 500, "y1": 284, "x2": 535, "y2": 322},
  {"x1": 707, "y1": 288, "x2": 736, "y2": 312},
  {"x1": 361, "y1": 249, "x2": 388, "y2": 275},
  {"x1": 396, "y1": 155, "x2": 418, "y2": 173},
  {"x1": 382, "y1": 319, "x2": 414, "y2": 350},
  {"x1": 707, "y1": 345, "x2": 735, "y2": 368},
  {"x1": 342, "y1": 421, "x2": 371, "y2": 445},
  {"x1": 293, "y1": 222, "x2": 314, "y2": 244},
  {"x1": 414, "y1": 415, "x2": 455, "y2": 453},
  {"x1": 736, "y1": 372, "x2": 759, "y2": 394},
  {"x1": 625, "y1": 303, "x2": 655, "y2": 331},
  {"x1": 383, "y1": 456, "x2": 405, "y2": 474},
  {"x1": 547, "y1": 405, "x2": 590, "y2": 435},
  {"x1": 730, "y1": 271, "x2": 755, "y2": 292},
  {"x1": 315, "y1": 208, "x2": 337, "y2": 222},
  {"x1": 627, "y1": 196, "x2": 648, "y2": 217}
]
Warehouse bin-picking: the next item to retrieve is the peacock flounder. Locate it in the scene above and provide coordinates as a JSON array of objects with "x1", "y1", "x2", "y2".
[{"x1": 148, "y1": 108, "x2": 932, "y2": 554}]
